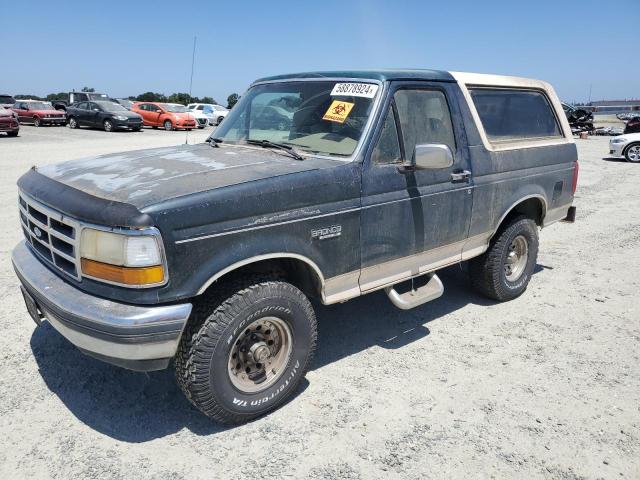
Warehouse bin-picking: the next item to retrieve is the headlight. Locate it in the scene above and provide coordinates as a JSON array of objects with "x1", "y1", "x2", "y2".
[
  {"x1": 79, "y1": 228, "x2": 165, "y2": 286},
  {"x1": 611, "y1": 137, "x2": 627, "y2": 143},
  {"x1": 114, "y1": 115, "x2": 128, "y2": 121}
]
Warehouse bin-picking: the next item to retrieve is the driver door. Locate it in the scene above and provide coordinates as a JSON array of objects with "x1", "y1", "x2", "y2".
[{"x1": 359, "y1": 82, "x2": 473, "y2": 292}]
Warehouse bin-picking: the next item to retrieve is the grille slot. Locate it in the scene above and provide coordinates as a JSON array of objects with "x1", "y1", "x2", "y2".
[{"x1": 19, "y1": 192, "x2": 81, "y2": 280}]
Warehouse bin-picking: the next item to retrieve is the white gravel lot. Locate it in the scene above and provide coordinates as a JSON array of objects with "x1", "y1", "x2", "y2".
[{"x1": 0, "y1": 126, "x2": 638, "y2": 479}]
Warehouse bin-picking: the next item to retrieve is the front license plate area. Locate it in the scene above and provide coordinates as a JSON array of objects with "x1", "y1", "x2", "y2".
[{"x1": 20, "y1": 286, "x2": 44, "y2": 326}]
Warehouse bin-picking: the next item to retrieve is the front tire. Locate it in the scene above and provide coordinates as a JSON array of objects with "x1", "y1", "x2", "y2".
[
  {"x1": 624, "y1": 142, "x2": 640, "y2": 163},
  {"x1": 217, "y1": 116, "x2": 224, "y2": 125},
  {"x1": 103, "y1": 119, "x2": 114, "y2": 132},
  {"x1": 68, "y1": 117, "x2": 79, "y2": 129},
  {"x1": 163, "y1": 120, "x2": 173, "y2": 131},
  {"x1": 33, "y1": 117, "x2": 41, "y2": 127},
  {"x1": 7, "y1": 131, "x2": 18, "y2": 137},
  {"x1": 175, "y1": 276, "x2": 317, "y2": 424},
  {"x1": 469, "y1": 215, "x2": 539, "y2": 301}
]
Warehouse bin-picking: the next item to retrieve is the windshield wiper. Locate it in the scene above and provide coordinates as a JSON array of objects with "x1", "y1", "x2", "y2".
[
  {"x1": 206, "y1": 137, "x2": 223, "y2": 148},
  {"x1": 246, "y1": 139, "x2": 304, "y2": 161}
]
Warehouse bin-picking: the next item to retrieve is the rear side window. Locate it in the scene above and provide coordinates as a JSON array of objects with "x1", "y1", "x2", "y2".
[{"x1": 470, "y1": 88, "x2": 562, "y2": 143}]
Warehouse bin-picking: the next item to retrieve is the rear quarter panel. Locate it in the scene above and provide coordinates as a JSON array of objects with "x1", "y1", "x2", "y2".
[{"x1": 450, "y1": 73, "x2": 577, "y2": 249}]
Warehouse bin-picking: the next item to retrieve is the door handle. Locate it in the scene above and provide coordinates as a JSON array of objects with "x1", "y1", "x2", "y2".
[{"x1": 450, "y1": 169, "x2": 471, "y2": 183}]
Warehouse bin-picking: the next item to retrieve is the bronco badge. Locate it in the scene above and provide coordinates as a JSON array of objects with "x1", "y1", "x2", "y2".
[{"x1": 311, "y1": 225, "x2": 342, "y2": 240}]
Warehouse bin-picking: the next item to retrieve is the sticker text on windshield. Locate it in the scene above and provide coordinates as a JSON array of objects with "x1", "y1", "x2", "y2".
[{"x1": 330, "y1": 83, "x2": 379, "y2": 98}]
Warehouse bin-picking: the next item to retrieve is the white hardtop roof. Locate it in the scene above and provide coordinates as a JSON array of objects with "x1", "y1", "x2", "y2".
[{"x1": 450, "y1": 71, "x2": 553, "y2": 91}]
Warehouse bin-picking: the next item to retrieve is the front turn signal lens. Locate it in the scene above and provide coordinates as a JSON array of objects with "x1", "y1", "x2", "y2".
[{"x1": 81, "y1": 258, "x2": 164, "y2": 286}]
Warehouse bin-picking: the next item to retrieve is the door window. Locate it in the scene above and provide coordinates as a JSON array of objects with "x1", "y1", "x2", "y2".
[
  {"x1": 393, "y1": 89, "x2": 456, "y2": 158},
  {"x1": 372, "y1": 107, "x2": 402, "y2": 165}
]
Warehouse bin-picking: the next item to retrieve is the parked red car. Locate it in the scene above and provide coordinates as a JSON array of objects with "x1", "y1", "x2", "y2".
[
  {"x1": 0, "y1": 107, "x2": 19, "y2": 136},
  {"x1": 12, "y1": 100, "x2": 66, "y2": 127},
  {"x1": 131, "y1": 102, "x2": 196, "y2": 130}
]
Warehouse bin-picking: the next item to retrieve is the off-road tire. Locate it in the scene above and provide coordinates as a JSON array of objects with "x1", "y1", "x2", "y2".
[
  {"x1": 175, "y1": 275, "x2": 317, "y2": 424},
  {"x1": 469, "y1": 215, "x2": 539, "y2": 301}
]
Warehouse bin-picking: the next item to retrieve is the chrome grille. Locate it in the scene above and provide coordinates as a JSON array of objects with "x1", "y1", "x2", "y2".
[{"x1": 19, "y1": 192, "x2": 81, "y2": 280}]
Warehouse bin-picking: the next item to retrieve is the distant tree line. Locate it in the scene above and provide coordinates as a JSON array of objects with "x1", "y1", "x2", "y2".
[{"x1": 13, "y1": 88, "x2": 241, "y2": 109}]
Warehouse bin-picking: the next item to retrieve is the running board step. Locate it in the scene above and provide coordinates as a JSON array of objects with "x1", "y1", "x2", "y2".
[{"x1": 384, "y1": 273, "x2": 444, "y2": 310}]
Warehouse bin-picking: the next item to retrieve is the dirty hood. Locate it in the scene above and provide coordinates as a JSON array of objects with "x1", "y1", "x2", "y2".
[{"x1": 36, "y1": 143, "x2": 343, "y2": 208}]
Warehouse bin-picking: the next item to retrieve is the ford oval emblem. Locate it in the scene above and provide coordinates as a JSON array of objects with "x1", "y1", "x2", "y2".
[{"x1": 33, "y1": 227, "x2": 42, "y2": 238}]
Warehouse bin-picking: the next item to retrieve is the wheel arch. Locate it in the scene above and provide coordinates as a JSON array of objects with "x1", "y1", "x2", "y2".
[
  {"x1": 623, "y1": 141, "x2": 640, "y2": 155},
  {"x1": 197, "y1": 253, "x2": 326, "y2": 302},
  {"x1": 490, "y1": 194, "x2": 547, "y2": 240}
]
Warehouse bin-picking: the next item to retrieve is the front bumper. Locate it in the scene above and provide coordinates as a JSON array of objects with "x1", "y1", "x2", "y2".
[
  {"x1": 41, "y1": 117, "x2": 66, "y2": 125},
  {"x1": 12, "y1": 241, "x2": 192, "y2": 371},
  {"x1": 114, "y1": 119, "x2": 143, "y2": 129},
  {"x1": 0, "y1": 122, "x2": 19, "y2": 132},
  {"x1": 609, "y1": 142, "x2": 625, "y2": 157}
]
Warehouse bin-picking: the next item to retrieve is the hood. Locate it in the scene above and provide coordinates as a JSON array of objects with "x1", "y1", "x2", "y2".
[
  {"x1": 35, "y1": 143, "x2": 344, "y2": 208},
  {"x1": 114, "y1": 111, "x2": 142, "y2": 119}
]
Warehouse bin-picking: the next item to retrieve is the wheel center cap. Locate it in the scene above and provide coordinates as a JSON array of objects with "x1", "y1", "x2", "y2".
[
  {"x1": 506, "y1": 251, "x2": 518, "y2": 264},
  {"x1": 250, "y1": 342, "x2": 270, "y2": 363}
]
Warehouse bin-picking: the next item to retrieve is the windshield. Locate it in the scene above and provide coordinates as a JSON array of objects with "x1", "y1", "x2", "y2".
[
  {"x1": 0, "y1": 95, "x2": 15, "y2": 104},
  {"x1": 27, "y1": 102, "x2": 54, "y2": 110},
  {"x1": 88, "y1": 93, "x2": 109, "y2": 100},
  {"x1": 96, "y1": 101, "x2": 127, "y2": 112},
  {"x1": 116, "y1": 99, "x2": 133, "y2": 109},
  {"x1": 212, "y1": 80, "x2": 379, "y2": 157},
  {"x1": 161, "y1": 103, "x2": 189, "y2": 113}
]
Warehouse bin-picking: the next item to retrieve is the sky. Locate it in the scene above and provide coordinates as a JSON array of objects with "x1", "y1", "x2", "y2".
[{"x1": 3, "y1": 0, "x2": 638, "y2": 104}]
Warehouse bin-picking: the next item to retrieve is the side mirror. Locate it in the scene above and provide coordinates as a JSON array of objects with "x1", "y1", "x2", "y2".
[{"x1": 408, "y1": 143, "x2": 453, "y2": 170}]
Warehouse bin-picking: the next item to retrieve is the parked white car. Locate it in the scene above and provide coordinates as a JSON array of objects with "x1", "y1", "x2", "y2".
[
  {"x1": 188, "y1": 108, "x2": 209, "y2": 129},
  {"x1": 609, "y1": 133, "x2": 640, "y2": 162},
  {"x1": 187, "y1": 103, "x2": 229, "y2": 125}
]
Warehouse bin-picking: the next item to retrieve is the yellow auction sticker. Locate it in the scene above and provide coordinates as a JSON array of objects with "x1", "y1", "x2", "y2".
[{"x1": 322, "y1": 100, "x2": 355, "y2": 123}]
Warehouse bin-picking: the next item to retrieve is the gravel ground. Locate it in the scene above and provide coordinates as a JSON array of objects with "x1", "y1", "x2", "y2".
[{"x1": 0, "y1": 126, "x2": 638, "y2": 479}]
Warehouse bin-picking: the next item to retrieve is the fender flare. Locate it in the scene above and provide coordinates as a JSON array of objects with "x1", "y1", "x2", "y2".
[
  {"x1": 196, "y1": 252, "x2": 326, "y2": 296},
  {"x1": 490, "y1": 193, "x2": 548, "y2": 239}
]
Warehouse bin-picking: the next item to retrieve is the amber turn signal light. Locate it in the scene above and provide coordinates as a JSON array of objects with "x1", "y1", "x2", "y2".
[{"x1": 81, "y1": 258, "x2": 164, "y2": 285}]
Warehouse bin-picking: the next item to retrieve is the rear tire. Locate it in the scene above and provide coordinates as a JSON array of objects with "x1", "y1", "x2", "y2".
[
  {"x1": 469, "y1": 215, "x2": 539, "y2": 301},
  {"x1": 163, "y1": 120, "x2": 173, "y2": 131},
  {"x1": 175, "y1": 275, "x2": 317, "y2": 424},
  {"x1": 624, "y1": 142, "x2": 640, "y2": 163}
]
